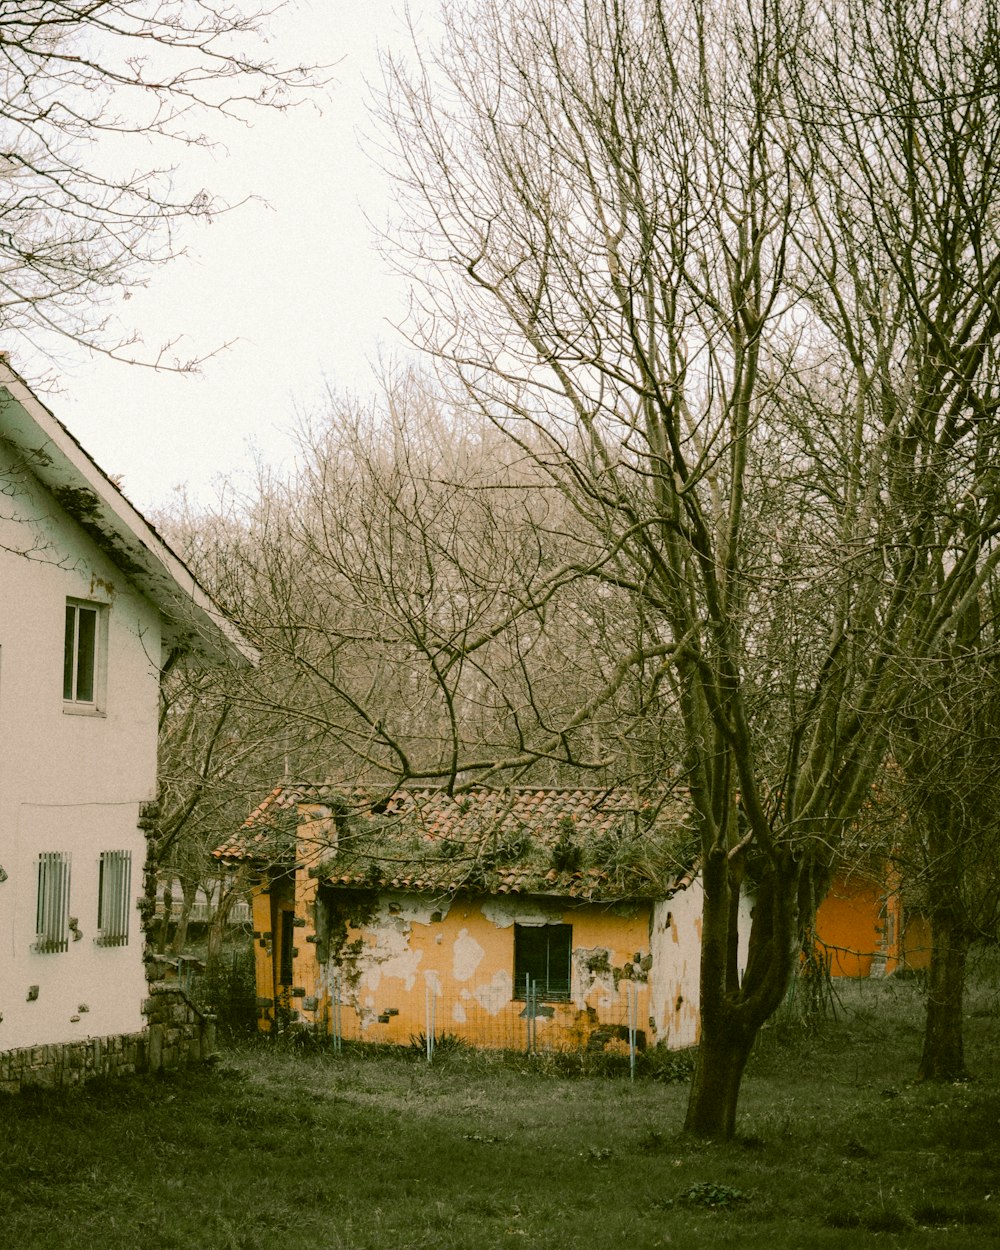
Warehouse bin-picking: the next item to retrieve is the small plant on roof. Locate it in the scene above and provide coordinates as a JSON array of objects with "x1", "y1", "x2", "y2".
[
  {"x1": 495, "y1": 830, "x2": 530, "y2": 864},
  {"x1": 463, "y1": 860, "x2": 490, "y2": 891},
  {"x1": 551, "y1": 816, "x2": 583, "y2": 873}
]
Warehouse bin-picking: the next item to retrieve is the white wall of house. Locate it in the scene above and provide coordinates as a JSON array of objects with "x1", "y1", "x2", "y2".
[
  {"x1": 649, "y1": 881, "x2": 753, "y2": 1048},
  {"x1": 0, "y1": 444, "x2": 161, "y2": 1049}
]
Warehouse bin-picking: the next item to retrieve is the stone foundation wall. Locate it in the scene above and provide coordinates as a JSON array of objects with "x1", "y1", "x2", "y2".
[
  {"x1": 0, "y1": 983, "x2": 216, "y2": 1095},
  {"x1": 0, "y1": 1031, "x2": 145, "y2": 1094},
  {"x1": 143, "y1": 981, "x2": 217, "y2": 1075}
]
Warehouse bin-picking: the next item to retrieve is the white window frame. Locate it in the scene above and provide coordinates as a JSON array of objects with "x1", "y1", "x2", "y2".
[
  {"x1": 63, "y1": 598, "x2": 108, "y2": 714},
  {"x1": 96, "y1": 850, "x2": 132, "y2": 947},
  {"x1": 35, "y1": 852, "x2": 72, "y2": 953}
]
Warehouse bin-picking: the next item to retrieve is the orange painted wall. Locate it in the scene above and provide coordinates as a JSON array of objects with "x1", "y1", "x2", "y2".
[
  {"x1": 250, "y1": 875, "x2": 294, "y2": 1031},
  {"x1": 815, "y1": 872, "x2": 905, "y2": 977}
]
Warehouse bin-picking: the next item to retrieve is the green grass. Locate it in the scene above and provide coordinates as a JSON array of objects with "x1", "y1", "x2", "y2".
[{"x1": 1, "y1": 974, "x2": 998, "y2": 1249}]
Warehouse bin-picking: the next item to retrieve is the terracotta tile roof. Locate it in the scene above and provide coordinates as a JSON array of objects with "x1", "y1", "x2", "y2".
[
  {"x1": 212, "y1": 784, "x2": 301, "y2": 864},
  {"x1": 216, "y1": 784, "x2": 696, "y2": 902}
]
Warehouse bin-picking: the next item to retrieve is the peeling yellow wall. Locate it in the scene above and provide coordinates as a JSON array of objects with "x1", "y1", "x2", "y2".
[
  {"x1": 244, "y1": 803, "x2": 722, "y2": 1050},
  {"x1": 286, "y1": 879, "x2": 657, "y2": 1052}
]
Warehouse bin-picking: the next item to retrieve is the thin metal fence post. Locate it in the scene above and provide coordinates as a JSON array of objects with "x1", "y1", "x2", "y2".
[
  {"x1": 532, "y1": 979, "x2": 538, "y2": 1053},
  {"x1": 426, "y1": 985, "x2": 435, "y2": 1062},
  {"x1": 331, "y1": 972, "x2": 342, "y2": 1054},
  {"x1": 628, "y1": 981, "x2": 637, "y2": 1082}
]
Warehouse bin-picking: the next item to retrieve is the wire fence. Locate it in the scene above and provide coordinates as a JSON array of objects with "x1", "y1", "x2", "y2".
[
  {"x1": 180, "y1": 947, "x2": 652, "y2": 1070},
  {"x1": 318, "y1": 973, "x2": 648, "y2": 1072}
]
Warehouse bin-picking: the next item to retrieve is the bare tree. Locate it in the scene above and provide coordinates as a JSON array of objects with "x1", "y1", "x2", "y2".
[
  {"x1": 369, "y1": 0, "x2": 1000, "y2": 1137},
  {"x1": 0, "y1": 1, "x2": 320, "y2": 369},
  {"x1": 791, "y1": 0, "x2": 1000, "y2": 1078},
  {"x1": 228, "y1": 372, "x2": 659, "y2": 787},
  {"x1": 152, "y1": 498, "x2": 330, "y2": 967},
  {"x1": 891, "y1": 603, "x2": 1000, "y2": 1080}
]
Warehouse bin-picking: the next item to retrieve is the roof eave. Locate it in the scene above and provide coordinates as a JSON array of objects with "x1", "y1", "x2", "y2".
[{"x1": 0, "y1": 359, "x2": 257, "y2": 668}]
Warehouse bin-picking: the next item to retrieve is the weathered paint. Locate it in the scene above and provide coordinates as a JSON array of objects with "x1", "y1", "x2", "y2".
[
  {"x1": 240, "y1": 810, "x2": 754, "y2": 1051},
  {"x1": 283, "y1": 870, "x2": 660, "y2": 1050},
  {"x1": 245, "y1": 802, "x2": 757, "y2": 1052},
  {"x1": 480, "y1": 897, "x2": 565, "y2": 928},
  {"x1": 648, "y1": 882, "x2": 752, "y2": 1048},
  {"x1": 815, "y1": 871, "x2": 929, "y2": 976},
  {"x1": 452, "y1": 927, "x2": 485, "y2": 981}
]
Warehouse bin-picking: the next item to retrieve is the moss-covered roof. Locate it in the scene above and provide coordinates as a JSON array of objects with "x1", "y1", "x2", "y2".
[{"x1": 215, "y1": 784, "x2": 697, "y2": 902}]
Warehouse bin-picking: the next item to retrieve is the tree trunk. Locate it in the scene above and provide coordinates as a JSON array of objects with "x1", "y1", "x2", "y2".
[
  {"x1": 206, "y1": 885, "x2": 237, "y2": 972},
  {"x1": 918, "y1": 909, "x2": 968, "y2": 1080},
  {"x1": 156, "y1": 885, "x2": 173, "y2": 955},
  {"x1": 684, "y1": 1024, "x2": 756, "y2": 1138},
  {"x1": 171, "y1": 877, "x2": 200, "y2": 955},
  {"x1": 684, "y1": 850, "x2": 802, "y2": 1138},
  {"x1": 684, "y1": 848, "x2": 763, "y2": 1139},
  {"x1": 916, "y1": 791, "x2": 972, "y2": 1082}
]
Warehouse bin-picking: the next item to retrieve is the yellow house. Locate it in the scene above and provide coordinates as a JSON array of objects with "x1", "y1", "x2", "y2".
[{"x1": 215, "y1": 786, "x2": 717, "y2": 1053}]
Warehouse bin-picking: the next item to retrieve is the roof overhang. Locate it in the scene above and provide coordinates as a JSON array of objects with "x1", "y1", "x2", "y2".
[{"x1": 0, "y1": 357, "x2": 257, "y2": 667}]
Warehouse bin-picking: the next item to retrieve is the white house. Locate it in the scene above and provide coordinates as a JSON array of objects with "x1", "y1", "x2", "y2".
[{"x1": 0, "y1": 356, "x2": 255, "y2": 1088}]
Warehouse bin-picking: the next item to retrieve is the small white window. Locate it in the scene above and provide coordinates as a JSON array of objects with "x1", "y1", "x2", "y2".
[
  {"x1": 96, "y1": 850, "x2": 132, "y2": 947},
  {"x1": 63, "y1": 600, "x2": 106, "y2": 709},
  {"x1": 35, "y1": 852, "x2": 72, "y2": 953}
]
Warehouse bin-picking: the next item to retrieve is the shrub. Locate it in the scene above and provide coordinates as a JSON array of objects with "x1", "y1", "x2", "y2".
[{"x1": 191, "y1": 947, "x2": 258, "y2": 1041}]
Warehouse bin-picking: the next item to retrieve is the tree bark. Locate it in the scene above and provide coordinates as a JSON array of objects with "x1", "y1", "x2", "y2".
[
  {"x1": 206, "y1": 885, "x2": 238, "y2": 972},
  {"x1": 684, "y1": 850, "x2": 802, "y2": 1137},
  {"x1": 913, "y1": 790, "x2": 975, "y2": 1081},
  {"x1": 684, "y1": 1025, "x2": 757, "y2": 1139},
  {"x1": 171, "y1": 877, "x2": 200, "y2": 956},
  {"x1": 918, "y1": 909, "x2": 968, "y2": 1081}
]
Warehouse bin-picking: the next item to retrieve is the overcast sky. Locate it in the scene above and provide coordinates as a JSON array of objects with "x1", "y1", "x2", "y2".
[{"x1": 48, "y1": 1, "x2": 431, "y2": 516}]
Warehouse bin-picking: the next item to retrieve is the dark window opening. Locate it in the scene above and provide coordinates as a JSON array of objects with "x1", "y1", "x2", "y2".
[
  {"x1": 279, "y1": 909, "x2": 295, "y2": 985},
  {"x1": 513, "y1": 923, "x2": 572, "y2": 1001}
]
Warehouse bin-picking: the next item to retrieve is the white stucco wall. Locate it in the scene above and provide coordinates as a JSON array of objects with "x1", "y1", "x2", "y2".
[
  {"x1": 0, "y1": 446, "x2": 160, "y2": 1049},
  {"x1": 649, "y1": 879, "x2": 753, "y2": 1048}
]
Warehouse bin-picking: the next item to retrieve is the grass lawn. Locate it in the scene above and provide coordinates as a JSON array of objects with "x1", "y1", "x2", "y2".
[{"x1": 1, "y1": 974, "x2": 998, "y2": 1249}]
